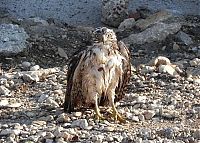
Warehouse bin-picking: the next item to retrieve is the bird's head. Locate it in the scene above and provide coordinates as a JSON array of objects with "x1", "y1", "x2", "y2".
[{"x1": 93, "y1": 27, "x2": 117, "y2": 44}]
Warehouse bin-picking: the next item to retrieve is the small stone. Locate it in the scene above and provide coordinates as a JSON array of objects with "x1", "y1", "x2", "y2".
[
  {"x1": 46, "y1": 98, "x2": 59, "y2": 107},
  {"x1": 158, "y1": 65, "x2": 179, "y2": 76},
  {"x1": 104, "y1": 126, "x2": 115, "y2": 132},
  {"x1": 71, "y1": 119, "x2": 88, "y2": 129},
  {"x1": 23, "y1": 73, "x2": 40, "y2": 82},
  {"x1": 0, "y1": 99, "x2": 9, "y2": 106},
  {"x1": 32, "y1": 120, "x2": 47, "y2": 126},
  {"x1": 118, "y1": 18, "x2": 135, "y2": 31},
  {"x1": 106, "y1": 136, "x2": 114, "y2": 142},
  {"x1": 193, "y1": 129, "x2": 200, "y2": 139},
  {"x1": 22, "y1": 61, "x2": 31, "y2": 68},
  {"x1": 193, "y1": 78, "x2": 200, "y2": 84},
  {"x1": 0, "y1": 85, "x2": 10, "y2": 96},
  {"x1": 57, "y1": 113, "x2": 71, "y2": 122},
  {"x1": 190, "y1": 58, "x2": 200, "y2": 66},
  {"x1": 30, "y1": 65, "x2": 40, "y2": 71},
  {"x1": 38, "y1": 94, "x2": 49, "y2": 102},
  {"x1": 176, "y1": 31, "x2": 193, "y2": 45},
  {"x1": 45, "y1": 139, "x2": 53, "y2": 143},
  {"x1": 53, "y1": 127, "x2": 64, "y2": 137},
  {"x1": 173, "y1": 42, "x2": 180, "y2": 51},
  {"x1": 143, "y1": 110, "x2": 156, "y2": 120},
  {"x1": 73, "y1": 112, "x2": 82, "y2": 117},
  {"x1": 149, "y1": 56, "x2": 171, "y2": 67},
  {"x1": 132, "y1": 116, "x2": 140, "y2": 122},
  {"x1": 138, "y1": 114, "x2": 145, "y2": 121}
]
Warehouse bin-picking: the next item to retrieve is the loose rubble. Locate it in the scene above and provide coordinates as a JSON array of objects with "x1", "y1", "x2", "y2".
[{"x1": 0, "y1": 8, "x2": 200, "y2": 143}]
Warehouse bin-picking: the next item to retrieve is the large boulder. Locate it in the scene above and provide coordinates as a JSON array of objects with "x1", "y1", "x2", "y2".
[
  {"x1": 0, "y1": 24, "x2": 29, "y2": 55},
  {"x1": 101, "y1": 0, "x2": 129, "y2": 27}
]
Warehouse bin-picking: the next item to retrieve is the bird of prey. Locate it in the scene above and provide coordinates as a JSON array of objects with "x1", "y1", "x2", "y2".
[{"x1": 64, "y1": 27, "x2": 131, "y2": 122}]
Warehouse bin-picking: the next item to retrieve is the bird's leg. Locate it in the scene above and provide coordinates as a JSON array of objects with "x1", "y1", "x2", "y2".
[
  {"x1": 108, "y1": 90, "x2": 125, "y2": 123},
  {"x1": 94, "y1": 93, "x2": 105, "y2": 121}
]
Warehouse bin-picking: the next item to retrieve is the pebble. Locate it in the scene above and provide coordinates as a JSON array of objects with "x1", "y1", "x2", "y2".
[
  {"x1": 22, "y1": 73, "x2": 40, "y2": 82},
  {"x1": 71, "y1": 119, "x2": 89, "y2": 129},
  {"x1": 57, "y1": 113, "x2": 71, "y2": 122},
  {"x1": 143, "y1": 110, "x2": 156, "y2": 120},
  {"x1": 38, "y1": 94, "x2": 49, "y2": 102},
  {"x1": 22, "y1": 61, "x2": 31, "y2": 68},
  {"x1": 46, "y1": 98, "x2": 59, "y2": 107}
]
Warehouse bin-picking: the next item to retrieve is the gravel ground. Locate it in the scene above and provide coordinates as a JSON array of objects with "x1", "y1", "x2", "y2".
[{"x1": 0, "y1": 10, "x2": 200, "y2": 143}]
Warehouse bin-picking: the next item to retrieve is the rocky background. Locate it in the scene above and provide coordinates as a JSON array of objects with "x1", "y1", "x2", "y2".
[{"x1": 0, "y1": 1, "x2": 200, "y2": 143}]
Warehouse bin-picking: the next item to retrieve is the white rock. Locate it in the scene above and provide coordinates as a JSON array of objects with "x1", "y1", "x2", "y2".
[
  {"x1": 118, "y1": 18, "x2": 135, "y2": 31},
  {"x1": 71, "y1": 119, "x2": 88, "y2": 129},
  {"x1": 158, "y1": 65, "x2": 179, "y2": 76},
  {"x1": 149, "y1": 56, "x2": 171, "y2": 66},
  {"x1": 173, "y1": 42, "x2": 180, "y2": 50},
  {"x1": 0, "y1": 99, "x2": 9, "y2": 106},
  {"x1": 104, "y1": 126, "x2": 115, "y2": 132},
  {"x1": 30, "y1": 65, "x2": 40, "y2": 71},
  {"x1": 132, "y1": 116, "x2": 140, "y2": 122},
  {"x1": 190, "y1": 58, "x2": 200, "y2": 66},
  {"x1": 193, "y1": 78, "x2": 200, "y2": 84},
  {"x1": 73, "y1": 112, "x2": 82, "y2": 117},
  {"x1": 46, "y1": 98, "x2": 59, "y2": 107}
]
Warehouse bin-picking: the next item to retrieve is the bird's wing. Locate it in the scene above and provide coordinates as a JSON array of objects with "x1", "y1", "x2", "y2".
[
  {"x1": 64, "y1": 49, "x2": 86, "y2": 113},
  {"x1": 115, "y1": 41, "x2": 131, "y2": 103}
]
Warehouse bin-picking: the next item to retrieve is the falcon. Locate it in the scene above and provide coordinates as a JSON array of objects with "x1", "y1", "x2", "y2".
[{"x1": 64, "y1": 27, "x2": 131, "y2": 122}]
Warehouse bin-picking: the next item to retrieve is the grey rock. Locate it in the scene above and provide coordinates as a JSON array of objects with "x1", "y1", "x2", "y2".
[
  {"x1": 193, "y1": 129, "x2": 200, "y2": 139},
  {"x1": 143, "y1": 110, "x2": 156, "y2": 120},
  {"x1": 0, "y1": 24, "x2": 29, "y2": 54},
  {"x1": 57, "y1": 113, "x2": 71, "y2": 123},
  {"x1": 38, "y1": 94, "x2": 49, "y2": 102},
  {"x1": 71, "y1": 119, "x2": 89, "y2": 129},
  {"x1": 176, "y1": 31, "x2": 193, "y2": 45},
  {"x1": 23, "y1": 73, "x2": 40, "y2": 82},
  {"x1": 22, "y1": 61, "x2": 31, "y2": 68},
  {"x1": 46, "y1": 98, "x2": 59, "y2": 107},
  {"x1": 186, "y1": 66, "x2": 200, "y2": 77},
  {"x1": 29, "y1": 17, "x2": 49, "y2": 26},
  {"x1": 101, "y1": 0, "x2": 129, "y2": 27},
  {"x1": 122, "y1": 23, "x2": 181, "y2": 45},
  {"x1": 118, "y1": 18, "x2": 136, "y2": 31},
  {"x1": 135, "y1": 10, "x2": 172, "y2": 30}
]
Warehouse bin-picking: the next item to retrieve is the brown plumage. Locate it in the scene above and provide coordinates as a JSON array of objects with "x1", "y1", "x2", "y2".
[{"x1": 64, "y1": 27, "x2": 131, "y2": 122}]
